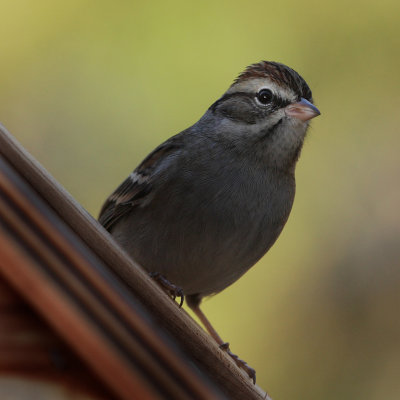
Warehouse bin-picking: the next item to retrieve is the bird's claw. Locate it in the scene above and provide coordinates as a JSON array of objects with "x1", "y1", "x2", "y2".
[
  {"x1": 219, "y1": 342, "x2": 256, "y2": 383},
  {"x1": 149, "y1": 272, "x2": 184, "y2": 307}
]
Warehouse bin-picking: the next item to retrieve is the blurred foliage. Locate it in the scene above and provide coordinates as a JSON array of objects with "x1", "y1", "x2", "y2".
[{"x1": 0, "y1": 1, "x2": 399, "y2": 399}]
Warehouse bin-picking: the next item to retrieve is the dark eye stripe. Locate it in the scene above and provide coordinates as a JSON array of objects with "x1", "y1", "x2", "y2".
[
  {"x1": 273, "y1": 96, "x2": 291, "y2": 109},
  {"x1": 209, "y1": 91, "x2": 292, "y2": 114}
]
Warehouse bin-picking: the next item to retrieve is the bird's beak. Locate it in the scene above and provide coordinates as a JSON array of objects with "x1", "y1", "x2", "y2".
[{"x1": 285, "y1": 98, "x2": 320, "y2": 121}]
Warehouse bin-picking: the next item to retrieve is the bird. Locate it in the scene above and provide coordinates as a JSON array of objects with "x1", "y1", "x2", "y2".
[{"x1": 99, "y1": 61, "x2": 320, "y2": 382}]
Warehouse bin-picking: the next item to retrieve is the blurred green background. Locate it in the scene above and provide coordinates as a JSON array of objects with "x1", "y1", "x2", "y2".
[{"x1": 1, "y1": 1, "x2": 399, "y2": 399}]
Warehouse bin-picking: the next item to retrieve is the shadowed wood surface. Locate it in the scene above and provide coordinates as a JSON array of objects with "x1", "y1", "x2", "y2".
[
  {"x1": 0, "y1": 124, "x2": 270, "y2": 400},
  {"x1": 0, "y1": 280, "x2": 114, "y2": 400}
]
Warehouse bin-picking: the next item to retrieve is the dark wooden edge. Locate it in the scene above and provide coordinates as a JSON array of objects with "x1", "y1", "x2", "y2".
[
  {"x1": 0, "y1": 124, "x2": 269, "y2": 400},
  {"x1": 0, "y1": 276, "x2": 117, "y2": 400}
]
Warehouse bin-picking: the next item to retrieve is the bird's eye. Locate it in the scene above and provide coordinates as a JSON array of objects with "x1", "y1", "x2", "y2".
[{"x1": 256, "y1": 89, "x2": 273, "y2": 105}]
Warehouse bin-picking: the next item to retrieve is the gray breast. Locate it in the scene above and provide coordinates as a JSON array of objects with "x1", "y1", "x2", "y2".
[{"x1": 112, "y1": 147, "x2": 295, "y2": 296}]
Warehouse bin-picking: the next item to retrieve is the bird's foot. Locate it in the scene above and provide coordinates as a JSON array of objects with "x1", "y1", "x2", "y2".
[
  {"x1": 149, "y1": 272, "x2": 184, "y2": 307},
  {"x1": 219, "y1": 342, "x2": 256, "y2": 384}
]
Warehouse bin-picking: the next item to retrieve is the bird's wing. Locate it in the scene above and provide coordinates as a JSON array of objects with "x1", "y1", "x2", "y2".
[{"x1": 98, "y1": 138, "x2": 182, "y2": 231}]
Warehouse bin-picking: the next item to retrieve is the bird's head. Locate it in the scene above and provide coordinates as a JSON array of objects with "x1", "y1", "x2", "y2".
[{"x1": 206, "y1": 61, "x2": 320, "y2": 170}]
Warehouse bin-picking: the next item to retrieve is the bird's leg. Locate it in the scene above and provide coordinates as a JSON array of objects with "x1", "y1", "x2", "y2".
[
  {"x1": 186, "y1": 294, "x2": 256, "y2": 383},
  {"x1": 149, "y1": 272, "x2": 184, "y2": 307}
]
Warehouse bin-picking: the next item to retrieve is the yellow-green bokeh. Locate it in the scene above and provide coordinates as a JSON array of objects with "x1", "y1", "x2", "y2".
[{"x1": 1, "y1": 1, "x2": 399, "y2": 399}]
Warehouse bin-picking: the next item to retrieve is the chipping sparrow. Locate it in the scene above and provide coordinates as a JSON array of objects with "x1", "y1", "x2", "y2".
[{"x1": 99, "y1": 61, "x2": 320, "y2": 382}]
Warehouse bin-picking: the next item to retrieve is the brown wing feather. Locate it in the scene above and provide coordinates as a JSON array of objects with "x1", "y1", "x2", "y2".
[
  {"x1": 98, "y1": 139, "x2": 181, "y2": 231},
  {"x1": 98, "y1": 176, "x2": 150, "y2": 231}
]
